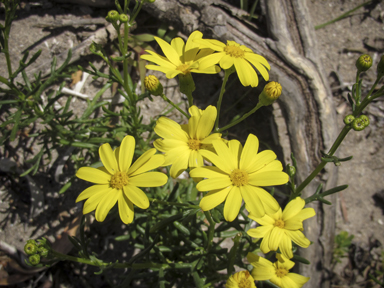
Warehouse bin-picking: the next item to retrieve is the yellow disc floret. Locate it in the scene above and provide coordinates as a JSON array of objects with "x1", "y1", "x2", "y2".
[
  {"x1": 224, "y1": 43, "x2": 245, "y2": 58},
  {"x1": 274, "y1": 219, "x2": 285, "y2": 229},
  {"x1": 110, "y1": 171, "x2": 129, "y2": 190},
  {"x1": 188, "y1": 139, "x2": 201, "y2": 151},
  {"x1": 276, "y1": 268, "x2": 289, "y2": 278},
  {"x1": 176, "y1": 63, "x2": 191, "y2": 74},
  {"x1": 230, "y1": 169, "x2": 249, "y2": 186}
]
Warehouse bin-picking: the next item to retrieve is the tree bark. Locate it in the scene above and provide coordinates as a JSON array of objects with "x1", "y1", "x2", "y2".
[{"x1": 143, "y1": 0, "x2": 338, "y2": 286}]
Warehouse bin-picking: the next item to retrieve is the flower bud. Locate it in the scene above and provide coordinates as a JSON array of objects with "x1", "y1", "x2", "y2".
[
  {"x1": 351, "y1": 118, "x2": 365, "y2": 131},
  {"x1": 119, "y1": 14, "x2": 129, "y2": 23},
  {"x1": 106, "y1": 10, "x2": 120, "y2": 23},
  {"x1": 38, "y1": 247, "x2": 49, "y2": 257},
  {"x1": 343, "y1": 114, "x2": 355, "y2": 125},
  {"x1": 24, "y1": 242, "x2": 38, "y2": 255},
  {"x1": 258, "y1": 81, "x2": 282, "y2": 106},
  {"x1": 359, "y1": 114, "x2": 370, "y2": 127},
  {"x1": 28, "y1": 254, "x2": 41, "y2": 266},
  {"x1": 377, "y1": 55, "x2": 384, "y2": 79},
  {"x1": 355, "y1": 54, "x2": 372, "y2": 72},
  {"x1": 144, "y1": 75, "x2": 163, "y2": 96},
  {"x1": 287, "y1": 165, "x2": 296, "y2": 178}
]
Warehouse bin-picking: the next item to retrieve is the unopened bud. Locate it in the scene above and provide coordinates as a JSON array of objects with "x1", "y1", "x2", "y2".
[
  {"x1": 287, "y1": 164, "x2": 296, "y2": 178},
  {"x1": 377, "y1": 55, "x2": 384, "y2": 79},
  {"x1": 144, "y1": 75, "x2": 163, "y2": 96},
  {"x1": 28, "y1": 254, "x2": 40, "y2": 266},
  {"x1": 343, "y1": 114, "x2": 355, "y2": 125},
  {"x1": 258, "y1": 81, "x2": 282, "y2": 106},
  {"x1": 24, "y1": 242, "x2": 38, "y2": 255},
  {"x1": 106, "y1": 10, "x2": 120, "y2": 23},
  {"x1": 119, "y1": 14, "x2": 129, "y2": 23},
  {"x1": 355, "y1": 54, "x2": 372, "y2": 72},
  {"x1": 38, "y1": 247, "x2": 49, "y2": 257},
  {"x1": 352, "y1": 118, "x2": 365, "y2": 131},
  {"x1": 359, "y1": 114, "x2": 370, "y2": 127}
]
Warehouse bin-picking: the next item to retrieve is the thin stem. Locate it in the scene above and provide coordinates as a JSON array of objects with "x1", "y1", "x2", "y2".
[
  {"x1": 215, "y1": 69, "x2": 233, "y2": 131},
  {"x1": 217, "y1": 102, "x2": 263, "y2": 133},
  {"x1": 129, "y1": 0, "x2": 144, "y2": 24},
  {"x1": 122, "y1": 22, "x2": 134, "y2": 102},
  {"x1": 204, "y1": 211, "x2": 215, "y2": 252},
  {"x1": 160, "y1": 94, "x2": 190, "y2": 119},
  {"x1": 149, "y1": 198, "x2": 199, "y2": 209}
]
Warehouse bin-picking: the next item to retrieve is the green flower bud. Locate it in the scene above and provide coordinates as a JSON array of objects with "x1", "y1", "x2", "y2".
[
  {"x1": 119, "y1": 14, "x2": 129, "y2": 23},
  {"x1": 352, "y1": 118, "x2": 365, "y2": 131},
  {"x1": 343, "y1": 114, "x2": 355, "y2": 125},
  {"x1": 355, "y1": 54, "x2": 372, "y2": 72},
  {"x1": 145, "y1": 0, "x2": 156, "y2": 2},
  {"x1": 359, "y1": 114, "x2": 370, "y2": 127},
  {"x1": 38, "y1": 247, "x2": 49, "y2": 257},
  {"x1": 377, "y1": 55, "x2": 384, "y2": 79},
  {"x1": 287, "y1": 165, "x2": 296, "y2": 178},
  {"x1": 144, "y1": 75, "x2": 163, "y2": 96},
  {"x1": 258, "y1": 81, "x2": 282, "y2": 106},
  {"x1": 106, "y1": 10, "x2": 120, "y2": 23},
  {"x1": 26, "y1": 239, "x2": 37, "y2": 246},
  {"x1": 24, "y1": 242, "x2": 38, "y2": 255},
  {"x1": 28, "y1": 254, "x2": 40, "y2": 266}
]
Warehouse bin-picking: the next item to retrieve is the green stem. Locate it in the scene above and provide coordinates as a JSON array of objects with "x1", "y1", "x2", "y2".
[
  {"x1": 204, "y1": 211, "x2": 215, "y2": 252},
  {"x1": 49, "y1": 250, "x2": 191, "y2": 270},
  {"x1": 185, "y1": 91, "x2": 194, "y2": 108},
  {"x1": 129, "y1": 0, "x2": 144, "y2": 24},
  {"x1": 215, "y1": 69, "x2": 233, "y2": 131},
  {"x1": 314, "y1": 0, "x2": 371, "y2": 30},
  {"x1": 149, "y1": 198, "x2": 199, "y2": 209},
  {"x1": 227, "y1": 233, "x2": 241, "y2": 276},
  {"x1": 122, "y1": 22, "x2": 134, "y2": 102},
  {"x1": 160, "y1": 94, "x2": 190, "y2": 119},
  {"x1": 217, "y1": 102, "x2": 263, "y2": 133}
]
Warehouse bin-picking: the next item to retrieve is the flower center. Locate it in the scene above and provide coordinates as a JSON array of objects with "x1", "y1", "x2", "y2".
[
  {"x1": 188, "y1": 139, "x2": 201, "y2": 151},
  {"x1": 276, "y1": 268, "x2": 289, "y2": 278},
  {"x1": 238, "y1": 278, "x2": 252, "y2": 288},
  {"x1": 230, "y1": 169, "x2": 249, "y2": 186},
  {"x1": 176, "y1": 63, "x2": 191, "y2": 74},
  {"x1": 110, "y1": 171, "x2": 129, "y2": 190},
  {"x1": 224, "y1": 45, "x2": 244, "y2": 58},
  {"x1": 274, "y1": 219, "x2": 285, "y2": 228}
]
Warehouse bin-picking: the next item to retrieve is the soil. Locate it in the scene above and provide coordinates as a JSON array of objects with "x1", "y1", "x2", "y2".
[{"x1": 0, "y1": 0, "x2": 384, "y2": 287}]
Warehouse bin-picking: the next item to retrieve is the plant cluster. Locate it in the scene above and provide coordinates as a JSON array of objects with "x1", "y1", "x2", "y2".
[{"x1": 1, "y1": 0, "x2": 384, "y2": 287}]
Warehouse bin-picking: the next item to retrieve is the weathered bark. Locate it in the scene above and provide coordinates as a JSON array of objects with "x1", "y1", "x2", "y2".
[{"x1": 143, "y1": 0, "x2": 338, "y2": 286}]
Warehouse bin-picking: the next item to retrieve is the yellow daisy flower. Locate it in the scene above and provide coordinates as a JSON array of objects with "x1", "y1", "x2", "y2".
[
  {"x1": 141, "y1": 30, "x2": 220, "y2": 78},
  {"x1": 226, "y1": 271, "x2": 257, "y2": 288},
  {"x1": 195, "y1": 38, "x2": 270, "y2": 87},
  {"x1": 247, "y1": 253, "x2": 309, "y2": 288},
  {"x1": 189, "y1": 134, "x2": 288, "y2": 222},
  {"x1": 76, "y1": 135, "x2": 167, "y2": 224},
  {"x1": 154, "y1": 105, "x2": 222, "y2": 178},
  {"x1": 247, "y1": 197, "x2": 316, "y2": 259}
]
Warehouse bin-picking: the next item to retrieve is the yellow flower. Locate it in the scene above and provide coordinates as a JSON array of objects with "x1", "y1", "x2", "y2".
[
  {"x1": 195, "y1": 38, "x2": 270, "y2": 87},
  {"x1": 226, "y1": 271, "x2": 257, "y2": 288},
  {"x1": 141, "y1": 31, "x2": 220, "y2": 78},
  {"x1": 76, "y1": 136, "x2": 167, "y2": 224},
  {"x1": 189, "y1": 134, "x2": 288, "y2": 222},
  {"x1": 154, "y1": 105, "x2": 222, "y2": 178},
  {"x1": 247, "y1": 253, "x2": 309, "y2": 288},
  {"x1": 247, "y1": 197, "x2": 315, "y2": 259}
]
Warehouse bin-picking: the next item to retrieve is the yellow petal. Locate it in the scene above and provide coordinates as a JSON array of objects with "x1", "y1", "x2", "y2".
[
  {"x1": 187, "y1": 114, "x2": 199, "y2": 139},
  {"x1": 118, "y1": 193, "x2": 134, "y2": 224},
  {"x1": 185, "y1": 31, "x2": 203, "y2": 51},
  {"x1": 223, "y1": 186, "x2": 242, "y2": 222},
  {"x1": 76, "y1": 184, "x2": 109, "y2": 202},
  {"x1": 198, "y1": 52, "x2": 225, "y2": 70},
  {"x1": 245, "y1": 53, "x2": 271, "y2": 70},
  {"x1": 128, "y1": 148, "x2": 156, "y2": 176},
  {"x1": 234, "y1": 58, "x2": 258, "y2": 87},
  {"x1": 285, "y1": 273, "x2": 310, "y2": 287},
  {"x1": 288, "y1": 207, "x2": 316, "y2": 222},
  {"x1": 171, "y1": 37, "x2": 185, "y2": 59},
  {"x1": 76, "y1": 167, "x2": 111, "y2": 184},
  {"x1": 196, "y1": 105, "x2": 217, "y2": 139},
  {"x1": 199, "y1": 187, "x2": 231, "y2": 211},
  {"x1": 169, "y1": 149, "x2": 190, "y2": 178},
  {"x1": 196, "y1": 177, "x2": 232, "y2": 191},
  {"x1": 268, "y1": 227, "x2": 284, "y2": 251},
  {"x1": 153, "y1": 139, "x2": 188, "y2": 153},
  {"x1": 285, "y1": 230, "x2": 311, "y2": 248},
  {"x1": 248, "y1": 212, "x2": 275, "y2": 226},
  {"x1": 123, "y1": 185, "x2": 149, "y2": 209},
  {"x1": 259, "y1": 160, "x2": 283, "y2": 172},
  {"x1": 190, "y1": 65, "x2": 221, "y2": 74},
  {"x1": 260, "y1": 232, "x2": 271, "y2": 254},
  {"x1": 130, "y1": 154, "x2": 165, "y2": 177},
  {"x1": 195, "y1": 47, "x2": 215, "y2": 60},
  {"x1": 82, "y1": 188, "x2": 113, "y2": 215},
  {"x1": 239, "y1": 134, "x2": 259, "y2": 171},
  {"x1": 155, "y1": 117, "x2": 189, "y2": 141},
  {"x1": 282, "y1": 197, "x2": 305, "y2": 220},
  {"x1": 119, "y1": 135, "x2": 135, "y2": 173},
  {"x1": 199, "y1": 149, "x2": 232, "y2": 174},
  {"x1": 247, "y1": 225, "x2": 273, "y2": 238},
  {"x1": 129, "y1": 172, "x2": 168, "y2": 187},
  {"x1": 190, "y1": 166, "x2": 229, "y2": 179},
  {"x1": 283, "y1": 219, "x2": 303, "y2": 230},
  {"x1": 246, "y1": 150, "x2": 277, "y2": 173},
  {"x1": 219, "y1": 54, "x2": 234, "y2": 70},
  {"x1": 255, "y1": 187, "x2": 280, "y2": 214},
  {"x1": 240, "y1": 185, "x2": 265, "y2": 217},
  {"x1": 145, "y1": 64, "x2": 176, "y2": 75},
  {"x1": 188, "y1": 150, "x2": 204, "y2": 168},
  {"x1": 99, "y1": 143, "x2": 119, "y2": 175},
  {"x1": 141, "y1": 53, "x2": 176, "y2": 69},
  {"x1": 248, "y1": 171, "x2": 289, "y2": 186},
  {"x1": 247, "y1": 254, "x2": 276, "y2": 281},
  {"x1": 154, "y1": 36, "x2": 181, "y2": 66},
  {"x1": 95, "y1": 189, "x2": 119, "y2": 222},
  {"x1": 200, "y1": 132, "x2": 223, "y2": 144},
  {"x1": 279, "y1": 234, "x2": 294, "y2": 259},
  {"x1": 166, "y1": 69, "x2": 183, "y2": 79},
  {"x1": 194, "y1": 38, "x2": 225, "y2": 50}
]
